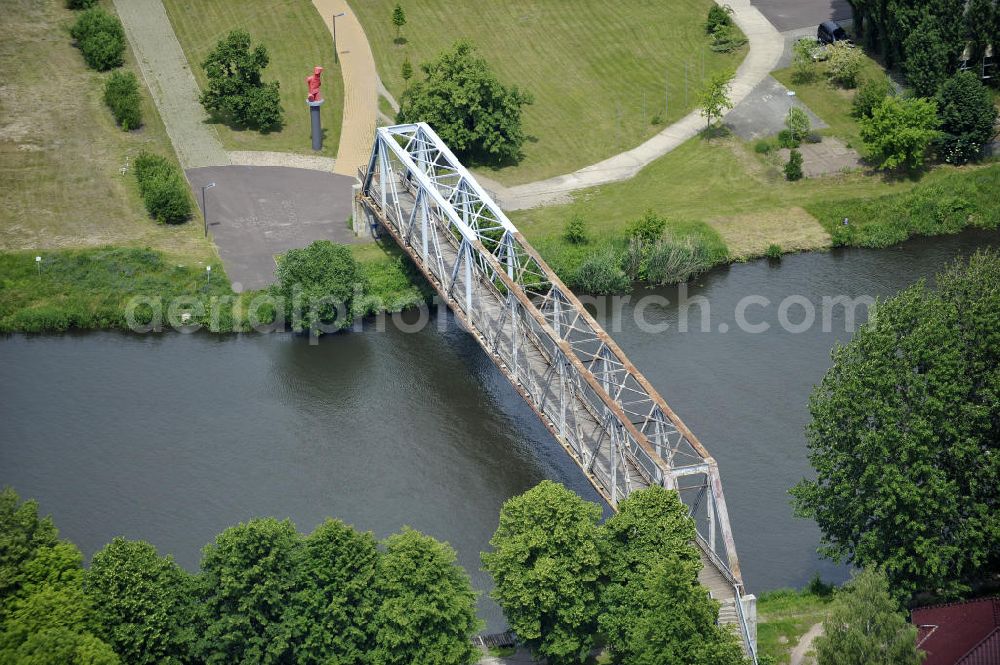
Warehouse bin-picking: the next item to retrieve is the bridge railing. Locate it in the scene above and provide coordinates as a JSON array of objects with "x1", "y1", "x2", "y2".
[{"x1": 358, "y1": 124, "x2": 751, "y2": 648}]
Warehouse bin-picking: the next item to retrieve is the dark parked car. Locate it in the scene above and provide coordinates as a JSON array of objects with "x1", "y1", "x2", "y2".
[{"x1": 817, "y1": 20, "x2": 850, "y2": 45}]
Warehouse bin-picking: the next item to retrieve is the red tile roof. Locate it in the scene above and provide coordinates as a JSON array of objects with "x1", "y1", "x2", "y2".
[{"x1": 913, "y1": 597, "x2": 1000, "y2": 665}]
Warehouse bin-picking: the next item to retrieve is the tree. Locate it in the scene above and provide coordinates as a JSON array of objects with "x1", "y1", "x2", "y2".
[
  {"x1": 197, "y1": 518, "x2": 300, "y2": 665},
  {"x1": 935, "y1": 71, "x2": 998, "y2": 164},
  {"x1": 827, "y1": 42, "x2": 863, "y2": 88},
  {"x1": 859, "y1": 96, "x2": 940, "y2": 171},
  {"x1": 398, "y1": 41, "x2": 533, "y2": 164},
  {"x1": 852, "y1": 75, "x2": 894, "y2": 119},
  {"x1": 200, "y1": 30, "x2": 283, "y2": 131},
  {"x1": 288, "y1": 519, "x2": 378, "y2": 664},
  {"x1": 903, "y1": 20, "x2": 950, "y2": 97},
  {"x1": 814, "y1": 568, "x2": 923, "y2": 665},
  {"x1": 0, "y1": 487, "x2": 59, "y2": 622},
  {"x1": 482, "y1": 481, "x2": 605, "y2": 665},
  {"x1": 792, "y1": 38, "x2": 818, "y2": 83},
  {"x1": 370, "y1": 528, "x2": 481, "y2": 665},
  {"x1": 699, "y1": 71, "x2": 734, "y2": 135},
  {"x1": 401, "y1": 58, "x2": 413, "y2": 85},
  {"x1": 627, "y1": 559, "x2": 747, "y2": 665},
  {"x1": 87, "y1": 538, "x2": 196, "y2": 665},
  {"x1": 600, "y1": 487, "x2": 724, "y2": 661},
  {"x1": 276, "y1": 240, "x2": 365, "y2": 335},
  {"x1": 785, "y1": 107, "x2": 810, "y2": 142},
  {"x1": 965, "y1": 0, "x2": 997, "y2": 63},
  {"x1": 784, "y1": 149, "x2": 804, "y2": 181},
  {"x1": 391, "y1": 4, "x2": 407, "y2": 43},
  {"x1": 791, "y1": 251, "x2": 1000, "y2": 598}
]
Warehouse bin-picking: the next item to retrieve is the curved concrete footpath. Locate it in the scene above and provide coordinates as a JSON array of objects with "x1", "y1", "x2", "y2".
[
  {"x1": 311, "y1": 0, "x2": 378, "y2": 177},
  {"x1": 479, "y1": 0, "x2": 784, "y2": 210},
  {"x1": 113, "y1": 0, "x2": 229, "y2": 169}
]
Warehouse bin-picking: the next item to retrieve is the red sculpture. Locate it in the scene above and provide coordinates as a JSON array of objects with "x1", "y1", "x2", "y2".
[{"x1": 306, "y1": 66, "x2": 324, "y2": 102}]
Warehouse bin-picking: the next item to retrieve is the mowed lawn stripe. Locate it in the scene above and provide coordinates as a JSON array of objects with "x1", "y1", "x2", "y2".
[
  {"x1": 163, "y1": 0, "x2": 344, "y2": 157},
  {"x1": 350, "y1": 0, "x2": 745, "y2": 184}
]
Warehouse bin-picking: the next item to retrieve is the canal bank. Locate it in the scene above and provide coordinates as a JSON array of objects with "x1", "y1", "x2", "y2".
[{"x1": 1, "y1": 228, "x2": 997, "y2": 631}]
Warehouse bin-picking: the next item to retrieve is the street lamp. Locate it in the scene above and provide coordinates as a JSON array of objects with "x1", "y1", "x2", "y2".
[
  {"x1": 200, "y1": 182, "x2": 216, "y2": 237},
  {"x1": 333, "y1": 12, "x2": 345, "y2": 64}
]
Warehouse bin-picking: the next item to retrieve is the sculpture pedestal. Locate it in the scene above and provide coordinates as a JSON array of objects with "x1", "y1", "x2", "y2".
[{"x1": 307, "y1": 98, "x2": 324, "y2": 151}]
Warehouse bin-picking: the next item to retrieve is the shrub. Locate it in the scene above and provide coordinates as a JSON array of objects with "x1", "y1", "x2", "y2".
[
  {"x1": 785, "y1": 107, "x2": 810, "y2": 142},
  {"x1": 103, "y1": 71, "x2": 142, "y2": 130},
  {"x1": 70, "y1": 8, "x2": 125, "y2": 71},
  {"x1": 852, "y1": 75, "x2": 894, "y2": 119},
  {"x1": 792, "y1": 38, "x2": 819, "y2": 82},
  {"x1": 710, "y1": 23, "x2": 747, "y2": 53},
  {"x1": 625, "y1": 210, "x2": 667, "y2": 244},
  {"x1": 574, "y1": 250, "x2": 629, "y2": 294},
  {"x1": 784, "y1": 149, "x2": 804, "y2": 181},
  {"x1": 563, "y1": 214, "x2": 588, "y2": 245},
  {"x1": 805, "y1": 131, "x2": 823, "y2": 144},
  {"x1": 66, "y1": 0, "x2": 97, "y2": 8},
  {"x1": 200, "y1": 30, "x2": 284, "y2": 131},
  {"x1": 133, "y1": 152, "x2": 193, "y2": 224},
  {"x1": 754, "y1": 139, "x2": 773, "y2": 154},
  {"x1": 643, "y1": 237, "x2": 713, "y2": 285},
  {"x1": 859, "y1": 96, "x2": 940, "y2": 171},
  {"x1": 765, "y1": 244, "x2": 782, "y2": 260},
  {"x1": 705, "y1": 5, "x2": 733, "y2": 33},
  {"x1": 827, "y1": 42, "x2": 862, "y2": 88},
  {"x1": 777, "y1": 129, "x2": 799, "y2": 149}
]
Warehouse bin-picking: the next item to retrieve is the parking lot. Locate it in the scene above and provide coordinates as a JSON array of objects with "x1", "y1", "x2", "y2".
[{"x1": 752, "y1": 0, "x2": 852, "y2": 31}]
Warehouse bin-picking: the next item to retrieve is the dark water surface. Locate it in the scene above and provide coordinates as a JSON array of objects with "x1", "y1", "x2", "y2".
[{"x1": 2, "y1": 229, "x2": 997, "y2": 628}]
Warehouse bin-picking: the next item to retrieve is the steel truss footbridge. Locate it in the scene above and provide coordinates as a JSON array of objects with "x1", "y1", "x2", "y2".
[{"x1": 357, "y1": 123, "x2": 757, "y2": 660}]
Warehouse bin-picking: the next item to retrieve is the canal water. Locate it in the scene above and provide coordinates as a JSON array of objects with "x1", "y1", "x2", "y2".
[{"x1": 1, "y1": 229, "x2": 997, "y2": 629}]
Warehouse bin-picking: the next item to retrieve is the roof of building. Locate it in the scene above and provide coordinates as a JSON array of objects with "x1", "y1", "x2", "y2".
[{"x1": 913, "y1": 597, "x2": 1000, "y2": 665}]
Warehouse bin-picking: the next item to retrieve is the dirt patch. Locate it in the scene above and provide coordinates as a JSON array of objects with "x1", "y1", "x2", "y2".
[
  {"x1": 778, "y1": 137, "x2": 863, "y2": 177},
  {"x1": 709, "y1": 206, "x2": 831, "y2": 258}
]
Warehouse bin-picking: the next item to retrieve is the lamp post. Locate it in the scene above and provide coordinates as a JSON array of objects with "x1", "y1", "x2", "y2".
[
  {"x1": 333, "y1": 12, "x2": 345, "y2": 63},
  {"x1": 206, "y1": 265, "x2": 212, "y2": 285},
  {"x1": 200, "y1": 182, "x2": 216, "y2": 237}
]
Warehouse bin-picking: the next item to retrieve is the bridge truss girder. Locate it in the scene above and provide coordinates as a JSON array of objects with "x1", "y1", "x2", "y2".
[{"x1": 358, "y1": 123, "x2": 756, "y2": 659}]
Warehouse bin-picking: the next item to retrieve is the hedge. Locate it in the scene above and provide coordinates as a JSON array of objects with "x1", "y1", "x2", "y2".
[
  {"x1": 134, "y1": 152, "x2": 192, "y2": 224},
  {"x1": 70, "y1": 8, "x2": 125, "y2": 71},
  {"x1": 103, "y1": 71, "x2": 142, "y2": 130}
]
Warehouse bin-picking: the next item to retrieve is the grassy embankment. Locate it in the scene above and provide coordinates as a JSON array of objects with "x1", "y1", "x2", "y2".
[
  {"x1": 351, "y1": 0, "x2": 746, "y2": 185},
  {"x1": 0, "y1": 0, "x2": 230, "y2": 331},
  {"x1": 162, "y1": 0, "x2": 344, "y2": 158},
  {"x1": 756, "y1": 586, "x2": 834, "y2": 664}
]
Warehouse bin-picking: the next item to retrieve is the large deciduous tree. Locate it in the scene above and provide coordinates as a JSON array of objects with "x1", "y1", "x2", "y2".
[
  {"x1": 200, "y1": 30, "x2": 283, "y2": 131},
  {"x1": 87, "y1": 538, "x2": 196, "y2": 665},
  {"x1": 814, "y1": 568, "x2": 923, "y2": 665},
  {"x1": 935, "y1": 71, "x2": 998, "y2": 164},
  {"x1": 276, "y1": 240, "x2": 366, "y2": 335},
  {"x1": 197, "y1": 518, "x2": 300, "y2": 665},
  {"x1": 398, "y1": 41, "x2": 533, "y2": 164},
  {"x1": 370, "y1": 528, "x2": 481, "y2": 665},
  {"x1": 792, "y1": 251, "x2": 1000, "y2": 599},
  {"x1": 600, "y1": 486, "x2": 743, "y2": 663},
  {"x1": 482, "y1": 480, "x2": 605, "y2": 665},
  {"x1": 859, "y1": 96, "x2": 940, "y2": 171},
  {"x1": 288, "y1": 519, "x2": 379, "y2": 664}
]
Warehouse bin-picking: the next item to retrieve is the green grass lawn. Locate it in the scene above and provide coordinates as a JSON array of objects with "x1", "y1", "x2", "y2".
[
  {"x1": 163, "y1": 0, "x2": 344, "y2": 158},
  {"x1": 0, "y1": 0, "x2": 216, "y2": 265},
  {"x1": 351, "y1": 0, "x2": 746, "y2": 185},
  {"x1": 772, "y1": 51, "x2": 887, "y2": 149},
  {"x1": 757, "y1": 588, "x2": 833, "y2": 664}
]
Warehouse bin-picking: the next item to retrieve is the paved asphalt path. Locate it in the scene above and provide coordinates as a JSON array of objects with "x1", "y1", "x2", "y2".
[
  {"x1": 186, "y1": 167, "x2": 361, "y2": 291},
  {"x1": 752, "y1": 0, "x2": 852, "y2": 32}
]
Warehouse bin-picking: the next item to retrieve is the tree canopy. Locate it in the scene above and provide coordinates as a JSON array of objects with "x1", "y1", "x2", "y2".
[
  {"x1": 858, "y1": 96, "x2": 940, "y2": 171},
  {"x1": 482, "y1": 480, "x2": 605, "y2": 665},
  {"x1": 398, "y1": 41, "x2": 533, "y2": 164},
  {"x1": 792, "y1": 250, "x2": 1000, "y2": 599},
  {"x1": 814, "y1": 568, "x2": 923, "y2": 665},
  {"x1": 935, "y1": 71, "x2": 998, "y2": 164},
  {"x1": 275, "y1": 240, "x2": 365, "y2": 335},
  {"x1": 698, "y1": 71, "x2": 734, "y2": 134},
  {"x1": 200, "y1": 30, "x2": 283, "y2": 131}
]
